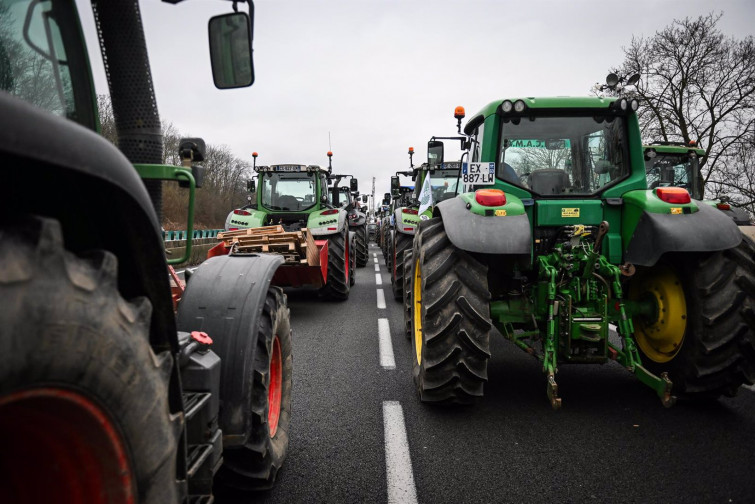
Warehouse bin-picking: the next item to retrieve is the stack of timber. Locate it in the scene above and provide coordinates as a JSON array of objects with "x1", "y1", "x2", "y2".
[{"x1": 217, "y1": 225, "x2": 320, "y2": 266}]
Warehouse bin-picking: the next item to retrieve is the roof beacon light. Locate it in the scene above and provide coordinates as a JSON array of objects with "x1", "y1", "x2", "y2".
[
  {"x1": 455, "y1": 106, "x2": 466, "y2": 133},
  {"x1": 513, "y1": 100, "x2": 527, "y2": 113},
  {"x1": 656, "y1": 187, "x2": 691, "y2": 204},
  {"x1": 475, "y1": 188, "x2": 506, "y2": 207}
]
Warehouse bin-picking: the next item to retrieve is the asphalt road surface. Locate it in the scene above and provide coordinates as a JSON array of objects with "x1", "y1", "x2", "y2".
[{"x1": 219, "y1": 242, "x2": 755, "y2": 504}]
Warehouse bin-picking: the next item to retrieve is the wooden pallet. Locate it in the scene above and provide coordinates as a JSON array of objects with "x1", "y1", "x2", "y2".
[{"x1": 218, "y1": 226, "x2": 319, "y2": 266}]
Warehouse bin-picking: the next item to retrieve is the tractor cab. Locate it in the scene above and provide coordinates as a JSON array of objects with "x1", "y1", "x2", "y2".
[{"x1": 643, "y1": 142, "x2": 704, "y2": 199}]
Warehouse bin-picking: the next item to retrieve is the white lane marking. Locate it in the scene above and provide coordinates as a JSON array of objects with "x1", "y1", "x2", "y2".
[
  {"x1": 744, "y1": 383, "x2": 755, "y2": 392},
  {"x1": 376, "y1": 273, "x2": 382, "y2": 285},
  {"x1": 375, "y1": 264, "x2": 380, "y2": 272},
  {"x1": 377, "y1": 289, "x2": 386, "y2": 309},
  {"x1": 383, "y1": 401, "x2": 418, "y2": 504},
  {"x1": 378, "y1": 318, "x2": 395, "y2": 369},
  {"x1": 373, "y1": 252, "x2": 377, "y2": 257},
  {"x1": 374, "y1": 257, "x2": 378, "y2": 263}
]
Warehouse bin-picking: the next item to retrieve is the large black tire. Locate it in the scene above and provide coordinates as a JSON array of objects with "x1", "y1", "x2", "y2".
[
  {"x1": 349, "y1": 233, "x2": 356, "y2": 287},
  {"x1": 319, "y1": 227, "x2": 350, "y2": 300},
  {"x1": 215, "y1": 287, "x2": 292, "y2": 492},
  {"x1": 410, "y1": 218, "x2": 492, "y2": 404},
  {"x1": 403, "y1": 249, "x2": 413, "y2": 340},
  {"x1": 355, "y1": 225, "x2": 369, "y2": 267},
  {"x1": 384, "y1": 229, "x2": 394, "y2": 269},
  {"x1": 631, "y1": 237, "x2": 755, "y2": 399},
  {"x1": 0, "y1": 217, "x2": 182, "y2": 503},
  {"x1": 391, "y1": 232, "x2": 414, "y2": 301}
]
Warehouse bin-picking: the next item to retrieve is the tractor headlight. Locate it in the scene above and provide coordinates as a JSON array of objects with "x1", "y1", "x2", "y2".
[
  {"x1": 513, "y1": 100, "x2": 527, "y2": 113},
  {"x1": 501, "y1": 100, "x2": 514, "y2": 113}
]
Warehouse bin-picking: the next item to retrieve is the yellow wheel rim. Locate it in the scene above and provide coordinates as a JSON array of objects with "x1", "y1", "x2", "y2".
[
  {"x1": 630, "y1": 266, "x2": 687, "y2": 363},
  {"x1": 413, "y1": 258, "x2": 423, "y2": 366}
]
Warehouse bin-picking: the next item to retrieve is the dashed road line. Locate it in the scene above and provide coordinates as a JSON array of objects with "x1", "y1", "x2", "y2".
[
  {"x1": 378, "y1": 318, "x2": 395, "y2": 369},
  {"x1": 376, "y1": 273, "x2": 382, "y2": 285},
  {"x1": 383, "y1": 401, "x2": 418, "y2": 504},
  {"x1": 373, "y1": 252, "x2": 377, "y2": 257},
  {"x1": 375, "y1": 264, "x2": 380, "y2": 272},
  {"x1": 377, "y1": 289, "x2": 386, "y2": 309},
  {"x1": 374, "y1": 257, "x2": 379, "y2": 264}
]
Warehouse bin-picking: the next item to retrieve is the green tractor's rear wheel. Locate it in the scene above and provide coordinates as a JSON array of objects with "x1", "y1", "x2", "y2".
[
  {"x1": 355, "y1": 225, "x2": 368, "y2": 267},
  {"x1": 349, "y1": 232, "x2": 356, "y2": 287},
  {"x1": 403, "y1": 249, "x2": 413, "y2": 340},
  {"x1": 411, "y1": 218, "x2": 492, "y2": 404},
  {"x1": 630, "y1": 237, "x2": 755, "y2": 399},
  {"x1": 391, "y1": 232, "x2": 414, "y2": 301},
  {"x1": 215, "y1": 287, "x2": 292, "y2": 492},
  {"x1": 319, "y1": 228, "x2": 350, "y2": 300}
]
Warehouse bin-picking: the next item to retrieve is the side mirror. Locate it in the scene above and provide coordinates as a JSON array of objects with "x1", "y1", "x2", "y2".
[
  {"x1": 390, "y1": 176, "x2": 399, "y2": 197},
  {"x1": 361, "y1": 195, "x2": 368, "y2": 203},
  {"x1": 178, "y1": 137, "x2": 206, "y2": 188},
  {"x1": 350, "y1": 178, "x2": 358, "y2": 192},
  {"x1": 247, "y1": 179, "x2": 256, "y2": 192},
  {"x1": 428, "y1": 140, "x2": 444, "y2": 165},
  {"x1": 208, "y1": 11, "x2": 254, "y2": 89}
]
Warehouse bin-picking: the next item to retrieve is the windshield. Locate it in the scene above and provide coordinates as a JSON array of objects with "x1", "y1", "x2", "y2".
[
  {"x1": 645, "y1": 153, "x2": 701, "y2": 200},
  {"x1": 429, "y1": 168, "x2": 461, "y2": 203},
  {"x1": 261, "y1": 172, "x2": 317, "y2": 211},
  {"x1": 498, "y1": 114, "x2": 629, "y2": 196},
  {"x1": 0, "y1": 0, "x2": 92, "y2": 126}
]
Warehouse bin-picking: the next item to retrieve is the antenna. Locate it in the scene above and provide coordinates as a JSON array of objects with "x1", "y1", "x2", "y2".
[{"x1": 329, "y1": 132, "x2": 332, "y2": 153}]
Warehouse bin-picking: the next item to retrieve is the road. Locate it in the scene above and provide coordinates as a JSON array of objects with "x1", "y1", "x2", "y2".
[{"x1": 220, "y1": 242, "x2": 755, "y2": 504}]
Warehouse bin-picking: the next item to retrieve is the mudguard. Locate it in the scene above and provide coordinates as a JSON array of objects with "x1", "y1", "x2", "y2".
[
  {"x1": 393, "y1": 208, "x2": 420, "y2": 236},
  {"x1": 309, "y1": 208, "x2": 347, "y2": 236},
  {"x1": 0, "y1": 92, "x2": 176, "y2": 349},
  {"x1": 435, "y1": 197, "x2": 532, "y2": 254},
  {"x1": 624, "y1": 201, "x2": 744, "y2": 266},
  {"x1": 176, "y1": 253, "x2": 284, "y2": 446}
]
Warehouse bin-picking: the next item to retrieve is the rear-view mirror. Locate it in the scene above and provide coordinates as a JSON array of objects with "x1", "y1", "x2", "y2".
[
  {"x1": 350, "y1": 178, "x2": 358, "y2": 191},
  {"x1": 208, "y1": 11, "x2": 254, "y2": 89},
  {"x1": 428, "y1": 140, "x2": 444, "y2": 165}
]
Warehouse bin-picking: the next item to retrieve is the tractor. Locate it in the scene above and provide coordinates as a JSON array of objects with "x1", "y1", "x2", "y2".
[
  {"x1": 407, "y1": 97, "x2": 755, "y2": 409},
  {"x1": 217, "y1": 152, "x2": 355, "y2": 299},
  {"x1": 391, "y1": 145, "x2": 462, "y2": 303},
  {"x1": 0, "y1": 1, "x2": 293, "y2": 501},
  {"x1": 643, "y1": 141, "x2": 754, "y2": 236},
  {"x1": 382, "y1": 172, "x2": 414, "y2": 269},
  {"x1": 329, "y1": 173, "x2": 369, "y2": 268}
]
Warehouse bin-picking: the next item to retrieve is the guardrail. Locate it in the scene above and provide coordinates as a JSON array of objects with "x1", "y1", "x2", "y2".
[{"x1": 163, "y1": 229, "x2": 224, "y2": 266}]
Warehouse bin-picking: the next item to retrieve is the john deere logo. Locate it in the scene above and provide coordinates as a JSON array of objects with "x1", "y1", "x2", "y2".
[
  {"x1": 561, "y1": 208, "x2": 580, "y2": 218},
  {"x1": 670, "y1": 207, "x2": 683, "y2": 214},
  {"x1": 495, "y1": 209, "x2": 507, "y2": 217}
]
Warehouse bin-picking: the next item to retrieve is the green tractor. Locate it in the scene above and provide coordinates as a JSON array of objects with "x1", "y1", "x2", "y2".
[
  {"x1": 1, "y1": 1, "x2": 292, "y2": 500},
  {"x1": 643, "y1": 141, "x2": 754, "y2": 232},
  {"x1": 407, "y1": 98, "x2": 755, "y2": 409},
  {"x1": 393, "y1": 145, "x2": 463, "y2": 303},
  {"x1": 220, "y1": 152, "x2": 355, "y2": 299},
  {"x1": 329, "y1": 173, "x2": 370, "y2": 268},
  {"x1": 383, "y1": 172, "x2": 414, "y2": 269}
]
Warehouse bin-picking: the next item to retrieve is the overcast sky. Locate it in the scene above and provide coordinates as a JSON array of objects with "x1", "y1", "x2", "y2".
[{"x1": 78, "y1": 0, "x2": 754, "y2": 206}]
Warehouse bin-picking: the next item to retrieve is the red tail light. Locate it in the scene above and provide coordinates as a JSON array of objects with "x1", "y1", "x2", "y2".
[
  {"x1": 233, "y1": 209, "x2": 251, "y2": 216},
  {"x1": 716, "y1": 203, "x2": 731, "y2": 210},
  {"x1": 655, "y1": 187, "x2": 691, "y2": 204},
  {"x1": 402, "y1": 208, "x2": 418, "y2": 215},
  {"x1": 475, "y1": 189, "x2": 506, "y2": 207},
  {"x1": 228, "y1": 227, "x2": 238, "y2": 231},
  {"x1": 321, "y1": 209, "x2": 339, "y2": 215}
]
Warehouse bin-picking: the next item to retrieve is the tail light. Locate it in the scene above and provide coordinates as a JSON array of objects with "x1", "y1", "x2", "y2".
[
  {"x1": 233, "y1": 209, "x2": 251, "y2": 216},
  {"x1": 402, "y1": 208, "x2": 418, "y2": 215},
  {"x1": 321, "y1": 209, "x2": 339, "y2": 215},
  {"x1": 716, "y1": 203, "x2": 731, "y2": 210},
  {"x1": 655, "y1": 187, "x2": 691, "y2": 204},
  {"x1": 475, "y1": 189, "x2": 506, "y2": 207}
]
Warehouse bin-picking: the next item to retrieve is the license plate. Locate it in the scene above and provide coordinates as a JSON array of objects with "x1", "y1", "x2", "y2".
[{"x1": 462, "y1": 162, "x2": 495, "y2": 185}]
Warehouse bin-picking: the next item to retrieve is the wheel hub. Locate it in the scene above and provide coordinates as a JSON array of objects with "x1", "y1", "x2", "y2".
[{"x1": 631, "y1": 267, "x2": 688, "y2": 363}]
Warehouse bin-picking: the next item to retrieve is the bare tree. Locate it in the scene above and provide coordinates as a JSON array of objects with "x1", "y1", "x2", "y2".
[{"x1": 610, "y1": 12, "x2": 755, "y2": 213}]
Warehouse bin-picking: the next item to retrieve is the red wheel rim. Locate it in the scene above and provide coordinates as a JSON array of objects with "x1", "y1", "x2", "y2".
[
  {"x1": 268, "y1": 335, "x2": 283, "y2": 437},
  {"x1": 0, "y1": 388, "x2": 135, "y2": 504}
]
